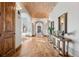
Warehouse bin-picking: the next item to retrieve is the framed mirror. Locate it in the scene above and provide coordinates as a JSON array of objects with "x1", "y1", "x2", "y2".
[{"x1": 58, "y1": 13, "x2": 67, "y2": 33}]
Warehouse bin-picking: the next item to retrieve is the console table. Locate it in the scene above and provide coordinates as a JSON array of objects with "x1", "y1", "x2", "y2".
[{"x1": 49, "y1": 35, "x2": 72, "y2": 56}]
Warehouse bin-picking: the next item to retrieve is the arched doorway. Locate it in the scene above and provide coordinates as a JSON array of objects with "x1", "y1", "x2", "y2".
[{"x1": 35, "y1": 21, "x2": 44, "y2": 36}]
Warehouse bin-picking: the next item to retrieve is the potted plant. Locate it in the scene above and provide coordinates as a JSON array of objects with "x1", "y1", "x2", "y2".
[{"x1": 48, "y1": 27, "x2": 54, "y2": 35}]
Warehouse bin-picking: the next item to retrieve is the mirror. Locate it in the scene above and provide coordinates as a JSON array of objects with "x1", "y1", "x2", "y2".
[{"x1": 58, "y1": 13, "x2": 67, "y2": 33}]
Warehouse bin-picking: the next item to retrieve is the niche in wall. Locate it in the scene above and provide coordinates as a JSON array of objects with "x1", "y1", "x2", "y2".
[{"x1": 58, "y1": 13, "x2": 67, "y2": 33}]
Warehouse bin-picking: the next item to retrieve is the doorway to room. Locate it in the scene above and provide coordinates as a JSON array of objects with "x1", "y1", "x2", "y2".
[{"x1": 35, "y1": 21, "x2": 44, "y2": 37}]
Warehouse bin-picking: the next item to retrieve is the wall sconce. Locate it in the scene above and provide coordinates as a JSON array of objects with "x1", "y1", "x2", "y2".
[{"x1": 18, "y1": 10, "x2": 20, "y2": 15}]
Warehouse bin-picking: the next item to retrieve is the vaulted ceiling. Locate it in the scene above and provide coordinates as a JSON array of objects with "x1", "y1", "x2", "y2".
[{"x1": 21, "y1": 2, "x2": 57, "y2": 18}]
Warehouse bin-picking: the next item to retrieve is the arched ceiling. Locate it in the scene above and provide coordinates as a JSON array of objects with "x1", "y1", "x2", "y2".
[{"x1": 21, "y1": 2, "x2": 57, "y2": 18}]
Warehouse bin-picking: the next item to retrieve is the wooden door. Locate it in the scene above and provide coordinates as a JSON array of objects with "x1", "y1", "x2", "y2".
[
  {"x1": 5, "y1": 3, "x2": 15, "y2": 32},
  {"x1": 4, "y1": 35, "x2": 15, "y2": 55},
  {"x1": 0, "y1": 38, "x2": 4, "y2": 56},
  {"x1": 0, "y1": 2, "x2": 5, "y2": 56},
  {"x1": 0, "y1": 2, "x2": 16, "y2": 56},
  {"x1": 4, "y1": 2, "x2": 15, "y2": 56},
  {"x1": 0, "y1": 3, "x2": 4, "y2": 33}
]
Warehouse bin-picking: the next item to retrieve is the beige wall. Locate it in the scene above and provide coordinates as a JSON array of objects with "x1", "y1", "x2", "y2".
[{"x1": 15, "y1": 9, "x2": 22, "y2": 49}]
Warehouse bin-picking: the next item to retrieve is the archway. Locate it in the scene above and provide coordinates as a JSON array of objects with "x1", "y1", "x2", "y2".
[{"x1": 35, "y1": 21, "x2": 44, "y2": 36}]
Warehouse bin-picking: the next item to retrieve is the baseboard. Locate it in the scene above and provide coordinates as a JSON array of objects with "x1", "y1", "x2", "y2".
[
  {"x1": 44, "y1": 35, "x2": 48, "y2": 37},
  {"x1": 22, "y1": 34, "x2": 32, "y2": 37},
  {"x1": 15, "y1": 44, "x2": 22, "y2": 52}
]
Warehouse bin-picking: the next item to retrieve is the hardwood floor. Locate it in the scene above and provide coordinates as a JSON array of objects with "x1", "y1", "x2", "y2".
[{"x1": 13, "y1": 36, "x2": 59, "y2": 57}]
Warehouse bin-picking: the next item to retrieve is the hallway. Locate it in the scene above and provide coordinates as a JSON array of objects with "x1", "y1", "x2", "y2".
[
  {"x1": 0, "y1": 2, "x2": 79, "y2": 57},
  {"x1": 13, "y1": 37, "x2": 59, "y2": 57}
]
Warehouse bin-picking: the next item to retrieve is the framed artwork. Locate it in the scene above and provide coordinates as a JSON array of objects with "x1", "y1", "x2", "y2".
[
  {"x1": 58, "y1": 13, "x2": 67, "y2": 33},
  {"x1": 51, "y1": 21, "x2": 54, "y2": 30}
]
